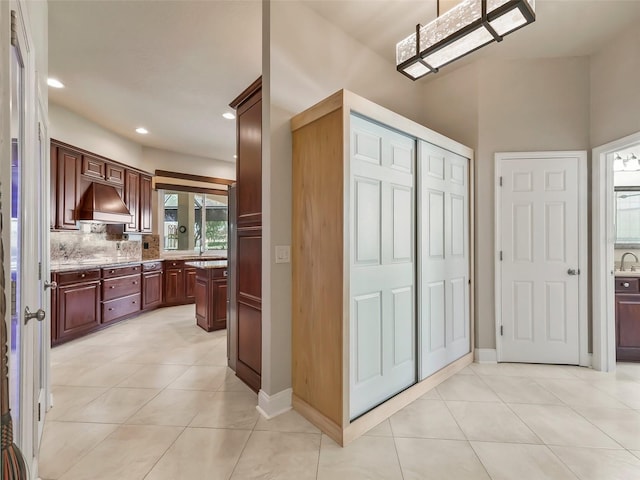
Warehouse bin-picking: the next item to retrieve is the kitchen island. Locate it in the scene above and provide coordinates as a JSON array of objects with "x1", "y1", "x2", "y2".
[{"x1": 185, "y1": 260, "x2": 228, "y2": 332}]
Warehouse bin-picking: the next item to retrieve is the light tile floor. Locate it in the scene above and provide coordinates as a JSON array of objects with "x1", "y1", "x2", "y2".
[{"x1": 40, "y1": 305, "x2": 640, "y2": 479}]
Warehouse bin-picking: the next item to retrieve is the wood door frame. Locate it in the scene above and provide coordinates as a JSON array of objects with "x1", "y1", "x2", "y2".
[
  {"x1": 592, "y1": 131, "x2": 640, "y2": 372},
  {"x1": 494, "y1": 151, "x2": 589, "y2": 366}
]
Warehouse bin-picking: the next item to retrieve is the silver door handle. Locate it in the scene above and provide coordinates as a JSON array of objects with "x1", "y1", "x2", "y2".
[
  {"x1": 44, "y1": 281, "x2": 57, "y2": 290},
  {"x1": 567, "y1": 268, "x2": 580, "y2": 275},
  {"x1": 24, "y1": 307, "x2": 46, "y2": 324}
]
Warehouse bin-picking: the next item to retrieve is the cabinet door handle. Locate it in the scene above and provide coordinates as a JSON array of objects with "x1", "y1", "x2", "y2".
[
  {"x1": 110, "y1": 270, "x2": 115, "y2": 274},
  {"x1": 132, "y1": 301, "x2": 137, "y2": 304},
  {"x1": 623, "y1": 282, "x2": 630, "y2": 288},
  {"x1": 81, "y1": 273, "x2": 86, "y2": 278},
  {"x1": 108, "y1": 307, "x2": 113, "y2": 311},
  {"x1": 110, "y1": 286, "x2": 115, "y2": 289},
  {"x1": 133, "y1": 281, "x2": 138, "y2": 285}
]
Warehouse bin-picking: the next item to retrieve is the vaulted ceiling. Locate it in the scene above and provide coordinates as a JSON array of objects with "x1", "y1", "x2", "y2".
[{"x1": 48, "y1": 0, "x2": 640, "y2": 162}]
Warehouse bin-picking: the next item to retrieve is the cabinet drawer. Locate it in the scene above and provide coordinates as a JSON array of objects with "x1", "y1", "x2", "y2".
[
  {"x1": 102, "y1": 293, "x2": 141, "y2": 323},
  {"x1": 56, "y1": 269, "x2": 101, "y2": 286},
  {"x1": 143, "y1": 261, "x2": 164, "y2": 272},
  {"x1": 165, "y1": 260, "x2": 184, "y2": 268},
  {"x1": 616, "y1": 278, "x2": 640, "y2": 293},
  {"x1": 103, "y1": 274, "x2": 142, "y2": 301},
  {"x1": 103, "y1": 264, "x2": 142, "y2": 278}
]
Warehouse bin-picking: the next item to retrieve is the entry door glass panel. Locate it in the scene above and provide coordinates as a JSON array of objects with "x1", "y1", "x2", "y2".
[
  {"x1": 349, "y1": 114, "x2": 416, "y2": 420},
  {"x1": 9, "y1": 36, "x2": 25, "y2": 441}
]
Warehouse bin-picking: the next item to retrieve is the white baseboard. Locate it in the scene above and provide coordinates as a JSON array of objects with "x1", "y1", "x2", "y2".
[
  {"x1": 474, "y1": 348, "x2": 497, "y2": 364},
  {"x1": 256, "y1": 388, "x2": 292, "y2": 419}
]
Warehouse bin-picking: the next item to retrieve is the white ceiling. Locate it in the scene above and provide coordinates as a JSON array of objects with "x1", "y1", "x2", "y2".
[{"x1": 48, "y1": 0, "x2": 640, "y2": 163}]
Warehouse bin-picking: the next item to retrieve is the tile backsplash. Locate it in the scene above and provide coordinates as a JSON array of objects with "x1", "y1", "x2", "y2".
[{"x1": 51, "y1": 223, "x2": 141, "y2": 266}]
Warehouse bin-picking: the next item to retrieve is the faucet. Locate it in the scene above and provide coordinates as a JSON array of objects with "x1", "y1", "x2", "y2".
[{"x1": 620, "y1": 252, "x2": 639, "y2": 271}]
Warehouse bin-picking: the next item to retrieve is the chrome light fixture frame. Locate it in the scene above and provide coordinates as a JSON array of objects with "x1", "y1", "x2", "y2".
[{"x1": 397, "y1": 0, "x2": 535, "y2": 80}]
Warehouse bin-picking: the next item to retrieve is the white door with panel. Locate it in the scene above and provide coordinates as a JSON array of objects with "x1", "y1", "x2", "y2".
[
  {"x1": 349, "y1": 114, "x2": 416, "y2": 419},
  {"x1": 419, "y1": 141, "x2": 470, "y2": 379},
  {"x1": 497, "y1": 153, "x2": 585, "y2": 364}
]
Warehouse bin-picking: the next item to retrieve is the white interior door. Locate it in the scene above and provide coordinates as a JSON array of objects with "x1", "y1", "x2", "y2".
[
  {"x1": 419, "y1": 141, "x2": 470, "y2": 379},
  {"x1": 8, "y1": 3, "x2": 47, "y2": 474},
  {"x1": 349, "y1": 114, "x2": 416, "y2": 419},
  {"x1": 496, "y1": 152, "x2": 586, "y2": 364}
]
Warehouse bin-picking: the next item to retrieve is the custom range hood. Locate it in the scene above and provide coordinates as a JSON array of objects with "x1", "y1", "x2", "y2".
[{"x1": 76, "y1": 182, "x2": 133, "y2": 224}]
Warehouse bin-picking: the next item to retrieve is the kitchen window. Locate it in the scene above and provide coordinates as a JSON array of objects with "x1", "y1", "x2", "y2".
[{"x1": 162, "y1": 190, "x2": 228, "y2": 253}]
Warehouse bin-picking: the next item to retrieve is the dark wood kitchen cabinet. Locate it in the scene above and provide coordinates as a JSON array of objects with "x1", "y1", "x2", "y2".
[
  {"x1": 229, "y1": 77, "x2": 262, "y2": 392},
  {"x1": 50, "y1": 139, "x2": 153, "y2": 232},
  {"x1": 124, "y1": 170, "x2": 140, "y2": 233},
  {"x1": 140, "y1": 174, "x2": 153, "y2": 233},
  {"x1": 163, "y1": 260, "x2": 196, "y2": 306},
  {"x1": 616, "y1": 276, "x2": 640, "y2": 362},
  {"x1": 142, "y1": 261, "x2": 164, "y2": 311},
  {"x1": 101, "y1": 264, "x2": 142, "y2": 325},
  {"x1": 51, "y1": 143, "x2": 81, "y2": 230},
  {"x1": 51, "y1": 269, "x2": 101, "y2": 346},
  {"x1": 194, "y1": 266, "x2": 228, "y2": 332}
]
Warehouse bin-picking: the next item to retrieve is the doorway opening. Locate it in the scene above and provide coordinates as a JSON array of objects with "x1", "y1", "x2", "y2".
[{"x1": 592, "y1": 131, "x2": 640, "y2": 371}]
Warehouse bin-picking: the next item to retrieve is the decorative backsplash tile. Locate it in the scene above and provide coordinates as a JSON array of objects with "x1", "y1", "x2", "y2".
[
  {"x1": 141, "y1": 234, "x2": 160, "y2": 260},
  {"x1": 51, "y1": 224, "x2": 141, "y2": 267}
]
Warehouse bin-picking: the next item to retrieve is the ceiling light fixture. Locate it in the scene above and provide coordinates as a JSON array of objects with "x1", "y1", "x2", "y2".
[
  {"x1": 396, "y1": 0, "x2": 536, "y2": 80},
  {"x1": 135, "y1": 127, "x2": 148, "y2": 135},
  {"x1": 222, "y1": 112, "x2": 236, "y2": 120},
  {"x1": 47, "y1": 78, "x2": 65, "y2": 88},
  {"x1": 614, "y1": 153, "x2": 640, "y2": 172}
]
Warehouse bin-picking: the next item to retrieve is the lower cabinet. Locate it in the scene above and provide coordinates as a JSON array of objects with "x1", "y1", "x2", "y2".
[
  {"x1": 53, "y1": 270, "x2": 102, "y2": 346},
  {"x1": 616, "y1": 277, "x2": 640, "y2": 362},
  {"x1": 163, "y1": 260, "x2": 196, "y2": 306},
  {"x1": 194, "y1": 267, "x2": 227, "y2": 332},
  {"x1": 142, "y1": 261, "x2": 164, "y2": 310}
]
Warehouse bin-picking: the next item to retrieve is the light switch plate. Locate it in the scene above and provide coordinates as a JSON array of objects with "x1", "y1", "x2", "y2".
[{"x1": 275, "y1": 245, "x2": 291, "y2": 264}]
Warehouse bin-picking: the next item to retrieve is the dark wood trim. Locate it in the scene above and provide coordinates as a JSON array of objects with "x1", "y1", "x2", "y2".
[
  {"x1": 154, "y1": 170, "x2": 234, "y2": 186},
  {"x1": 154, "y1": 183, "x2": 228, "y2": 196},
  {"x1": 50, "y1": 139, "x2": 153, "y2": 176},
  {"x1": 229, "y1": 76, "x2": 263, "y2": 110},
  {"x1": 235, "y1": 361, "x2": 261, "y2": 393}
]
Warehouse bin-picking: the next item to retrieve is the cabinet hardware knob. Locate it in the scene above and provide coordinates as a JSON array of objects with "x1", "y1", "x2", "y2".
[
  {"x1": 623, "y1": 282, "x2": 630, "y2": 288},
  {"x1": 108, "y1": 308, "x2": 113, "y2": 311},
  {"x1": 132, "y1": 301, "x2": 137, "y2": 304},
  {"x1": 45, "y1": 281, "x2": 58, "y2": 290},
  {"x1": 133, "y1": 281, "x2": 138, "y2": 285},
  {"x1": 110, "y1": 270, "x2": 115, "y2": 274},
  {"x1": 81, "y1": 273, "x2": 86, "y2": 278},
  {"x1": 110, "y1": 286, "x2": 115, "y2": 289}
]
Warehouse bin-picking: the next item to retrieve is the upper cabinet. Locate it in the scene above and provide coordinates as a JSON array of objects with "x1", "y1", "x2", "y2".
[
  {"x1": 50, "y1": 139, "x2": 153, "y2": 232},
  {"x1": 52, "y1": 144, "x2": 81, "y2": 230}
]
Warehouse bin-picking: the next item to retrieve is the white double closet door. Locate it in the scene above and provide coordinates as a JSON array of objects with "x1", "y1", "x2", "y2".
[{"x1": 349, "y1": 115, "x2": 470, "y2": 419}]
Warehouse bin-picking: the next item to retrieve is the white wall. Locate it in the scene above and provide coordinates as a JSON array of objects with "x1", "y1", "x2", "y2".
[
  {"x1": 420, "y1": 57, "x2": 591, "y2": 350},
  {"x1": 590, "y1": 23, "x2": 640, "y2": 148},
  {"x1": 141, "y1": 146, "x2": 235, "y2": 180},
  {"x1": 49, "y1": 103, "x2": 144, "y2": 168}
]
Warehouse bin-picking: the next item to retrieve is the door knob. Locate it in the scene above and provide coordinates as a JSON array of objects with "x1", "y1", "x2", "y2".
[
  {"x1": 567, "y1": 268, "x2": 580, "y2": 276},
  {"x1": 44, "y1": 280, "x2": 57, "y2": 290},
  {"x1": 24, "y1": 306, "x2": 46, "y2": 324}
]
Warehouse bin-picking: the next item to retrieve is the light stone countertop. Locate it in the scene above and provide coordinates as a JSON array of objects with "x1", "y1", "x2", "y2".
[{"x1": 184, "y1": 260, "x2": 228, "y2": 269}]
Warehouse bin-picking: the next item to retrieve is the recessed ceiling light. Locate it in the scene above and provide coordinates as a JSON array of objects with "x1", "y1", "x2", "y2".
[
  {"x1": 47, "y1": 78, "x2": 65, "y2": 88},
  {"x1": 222, "y1": 112, "x2": 236, "y2": 120},
  {"x1": 135, "y1": 127, "x2": 148, "y2": 134}
]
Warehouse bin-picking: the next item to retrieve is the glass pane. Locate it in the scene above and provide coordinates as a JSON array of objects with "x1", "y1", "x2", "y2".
[
  {"x1": 616, "y1": 191, "x2": 640, "y2": 245},
  {"x1": 488, "y1": 8, "x2": 527, "y2": 36},
  {"x1": 419, "y1": 0, "x2": 481, "y2": 53},
  {"x1": 9, "y1": 40, "x2": 24, "y2": 441},
  {"x1": 403, "y1": 62, "x2": 431, "y2": 79},
  {"x1": 423, "y1": 26, "x2": 493, "y2": 68}
]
